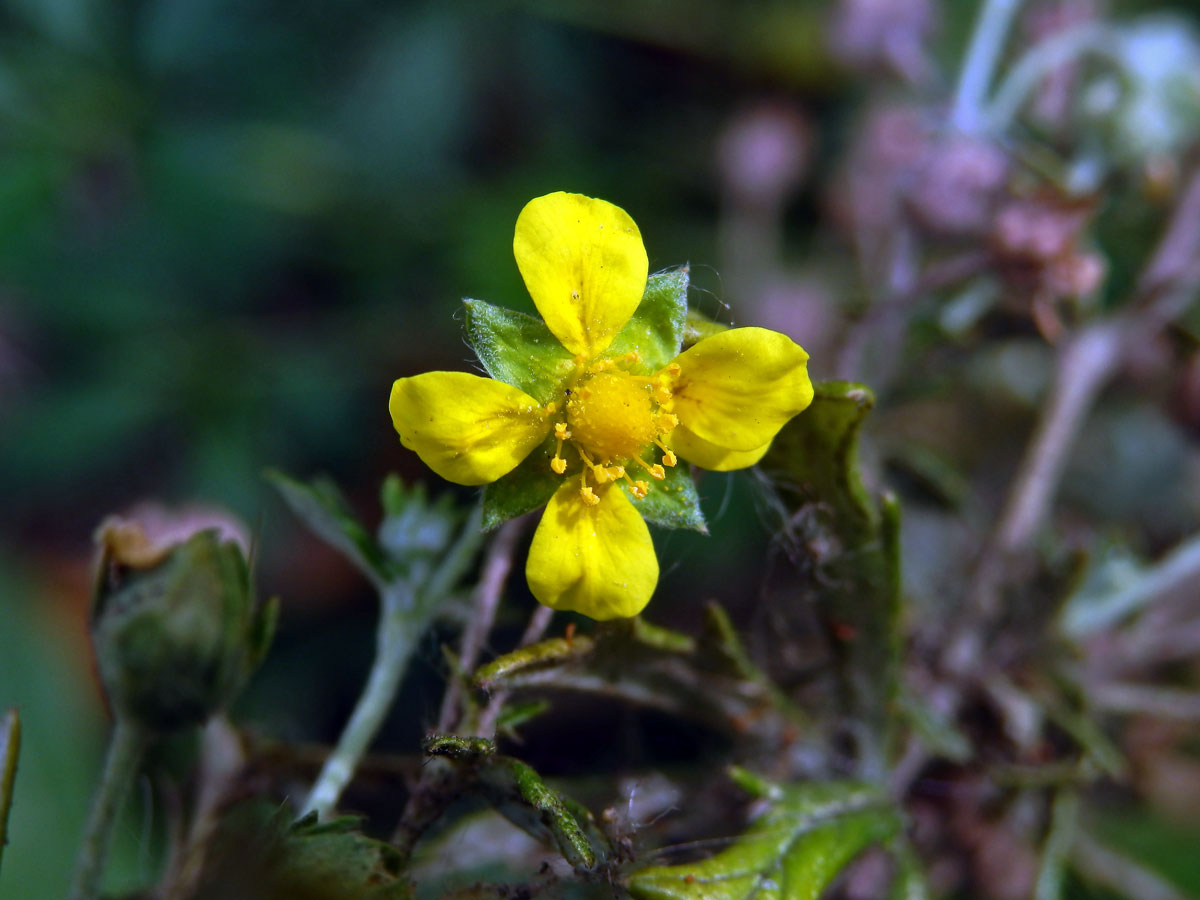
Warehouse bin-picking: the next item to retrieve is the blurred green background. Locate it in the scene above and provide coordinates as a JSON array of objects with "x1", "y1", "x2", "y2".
[{"x1": 4, "y1": 0, "x2": 1200, "y2": 897}]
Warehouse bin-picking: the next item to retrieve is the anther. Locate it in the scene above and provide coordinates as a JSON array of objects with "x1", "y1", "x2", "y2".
[
  {"x1": 550, "y1": 457, "x2": 567, "y2": 475},
  {"x1": 592, "y1": 465, "x2": 612, "y2": 484},
  {"x1": 656, "y1": 412, "x2": 678, "y2": 434},
  {"x1": 554, "y1": 422, "x2": 572, "y2": 441},
  {"x1": 580, "y1": 486, "x2": 599, "y2": 506},
  {"x1": 630, "y1": 480, "x2": 649, "y2": 500},
  {"x1": 633, "y1": 456, "x2": 667, "y2": 480},
  {"x1": 661, "y1": 449, "x2": 677, "y2": 467},
  {"x1": 666, "y1": 363, "x2": 681, "y2": 376}
]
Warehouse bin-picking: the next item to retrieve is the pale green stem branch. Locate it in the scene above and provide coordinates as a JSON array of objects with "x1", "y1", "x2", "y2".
[
  {"x1": 303, "y1": 587, "x2": 417, "y2": 819},
  {"x1": 303, "y1": 509, "x2": 483, "y2": 819},
  {"x1": 952, "y1": 0, "x2": 1026, "y2": 133},
  {"x1": 69, "y1": 720, "x2": 149, "y2": 900}
]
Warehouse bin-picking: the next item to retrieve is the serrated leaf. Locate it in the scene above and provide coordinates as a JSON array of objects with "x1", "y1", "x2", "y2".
[
  {"x1": 480, "y1": 435, "x2": 560, "y2": 530},
  {"x1": 189, "y1": 801, "x2": 408, "y2": 900},
  {"x1": 267, "y1": 469, "x2": 392, "y2": 587},
  {"x1": 463, "y1": 298, "x2": 574, "y2": 405},
  {"x1": 627, "y1": 459, "x2": 707, "y2": 533},
  {"x1": 606, "y1": 268, "x2": 689, "y2": 371},
  {"x1": 0, "y1": 709, "x2": 19, "y2": 877},
  {"x1": 765, "y1": 382, "x2": 877, "y2": 542},
  {"x1": 762, "y1": 383, "x2": 901, "y2": 777},
  {"x1": 628, "y1": 776, "x2": 900, "y2": 900}
]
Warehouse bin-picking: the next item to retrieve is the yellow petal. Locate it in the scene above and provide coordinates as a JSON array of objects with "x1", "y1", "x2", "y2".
[
  {"x1": 513, "y1": 192, "x2": 648, "y2": 358},
  {"x1": 389, "y1": 372, "x2": 549, "y2": 486},
  {"x1": 666, "y1": 327, "x2": 813, "y2": 451},
  {"x1": 670, "y1": 425, "x2": 772, "y2": 472},
  {"x1": 526, "y1": 482, "x2": 658, "y2": 620}
]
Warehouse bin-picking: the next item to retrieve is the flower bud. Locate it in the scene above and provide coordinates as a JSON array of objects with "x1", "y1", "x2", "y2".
[{"x1": 90, "y1": 513, "x2": 277, "y2": 732}]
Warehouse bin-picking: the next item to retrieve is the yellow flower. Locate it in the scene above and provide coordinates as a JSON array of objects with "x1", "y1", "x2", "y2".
[{"x1": 389, "y1": 192, "x2": 813, "y2": 620}]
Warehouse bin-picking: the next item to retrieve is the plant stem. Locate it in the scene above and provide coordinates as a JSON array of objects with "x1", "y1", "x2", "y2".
[
  {"x1": 0, "y1": 709, "x2": 20, "y2": 878},
  {"x1": 68, "y1": 720, "x2": 149, "y2": 900},
  {"x1": 435, "y1": 517, "x2": 525, "y2": 733},
  {"x1": 302, "y1": 584, "x2": 418, "y2": 820},
  {"x1": 302, "y1": 509, "x2": 483, "y2": 820},
  {"x1": 952, "y1": 0, "x2": 1025, "y2": 133}
]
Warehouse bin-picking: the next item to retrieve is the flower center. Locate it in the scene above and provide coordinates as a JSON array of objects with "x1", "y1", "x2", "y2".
[
  {"x1": 567, "y1": 372, "x2": 656, "y2": 464},
  {"x1": 547, "y1": 354, "x2": 681, "y2": 507}
]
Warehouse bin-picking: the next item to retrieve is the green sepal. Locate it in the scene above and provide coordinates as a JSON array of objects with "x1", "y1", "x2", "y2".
[
  {"x1": 606, "y1": 267, "x2": 690, "y2": 372},
  {"x1": 480, "y1": 435, "x2": 560, "y2": 530},
  {"x1": 463, "y1": 298, "x2": 574, "y2": 404},
  {"x1": 627, "y1": 773, "x2": 900, "y2": 900},
  {"x1": 625, "y1": 460, "x2": 707, "y2": 533},
  {"x1": 684, "y1": 307, "x2": 730, "y2": 348}
]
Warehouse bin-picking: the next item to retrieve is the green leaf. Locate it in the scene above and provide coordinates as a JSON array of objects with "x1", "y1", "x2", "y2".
[
  {"x1": 627, "y1": 774, "x2": 900, "y2": 900},
  {"x1": 477, "y1": 756, "x2": 607, "y2": 870},
  {"x1": 0, "y1": 708, "x2": 19, "y2": 877},
  {"x1": 606, "y1": 267, "x2": 690, "y2": 371},
  {"x1": 480, "y1": 435, "x2": 560, "y2": 530},
  {"x1": 628, "y1": 459, "x2": 707, "y2": 533},
  {"x1": 463, "y1": 298, "x2": 574, "y2": 405},
  {"x1": 762, "y1": 382, "x2": 901, "y2": 778},
  {"x1": 473, "y1": 635, "x2": 596, "y2": 689},
  {"x1": 267, "y1": 470, "x2": 392, "y2": 587},
  {"x1": 188, "y1": 801, "x2": 409, "y2": 900},
  {"x1": 424, "y1": 737, "x2": 610, "y2": 871},
  {"x1": 765, "y1": 381, "x2": 877, "y2": 542},
  {"x1": 684, "y1": 308, "x2": 731, "y2": 348}
]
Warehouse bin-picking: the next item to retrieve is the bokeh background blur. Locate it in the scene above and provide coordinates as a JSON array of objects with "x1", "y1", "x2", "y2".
[{"x1": 5, "y1": 1, "x2": 1200, "y2": 897}]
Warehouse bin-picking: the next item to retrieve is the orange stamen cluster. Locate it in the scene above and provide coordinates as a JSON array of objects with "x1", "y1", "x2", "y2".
[{"x1": 547, "y1": 352, "x2": 678, "y2": 505}]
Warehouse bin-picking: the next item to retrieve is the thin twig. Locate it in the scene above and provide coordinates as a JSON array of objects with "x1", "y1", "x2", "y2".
[
  {"x1": 474, "y1": 603, "x2": 556, "y2": 739},
  {"x1": 898, "y1": 168, "x2": 1200, "y2": 793},
  {"x1": 392, "y1": 600, "x2": 555, "y2": 860},
  {"x1": 435, "y1": 518, "x2": 527, "y2": 733}
]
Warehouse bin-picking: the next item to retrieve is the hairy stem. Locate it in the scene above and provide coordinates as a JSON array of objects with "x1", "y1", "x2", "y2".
[
  {"x1": 68, "y1": 720, "x2": 149, "y2": 900},
  {"x1": 302, "y1": 584, "x2": 417, "y2": 819}
]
